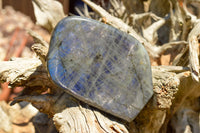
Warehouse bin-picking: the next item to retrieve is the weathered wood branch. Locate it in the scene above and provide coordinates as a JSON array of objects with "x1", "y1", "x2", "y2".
[
  {"x1": 0, "y1": 47, "x2": 199, "y2": 132},
  {"x1": 172, "y1": 21, "x2": 200, "y2": 82},
  {"x1": 82, "y1": 0, "x2": 160, "y2": 58},
  {"x1": 157, "y1": 41, "x2": 188, "y2": 55},
  {"x1": 143, "y1": 18, "x2": 166, "y2": 44},
  {"x1": 32, "y1": 0, "x2": 65, "y2": 32}
]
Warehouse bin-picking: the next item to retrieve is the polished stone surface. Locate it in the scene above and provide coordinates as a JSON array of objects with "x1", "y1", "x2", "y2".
[{"x1": 47, "y1": 16, "x2": 153, "y2": 122}]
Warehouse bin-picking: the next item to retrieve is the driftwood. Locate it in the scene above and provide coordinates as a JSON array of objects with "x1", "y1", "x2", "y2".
[
  {"x1": 1, "y1": 0, "x2": 200, "y2": 132},
  {"x1": 32, "y1": 0, "x2": 65, "y2": 32},
  {"x1": 0, "y1": 37, "x2": 199, "y2": 133}
]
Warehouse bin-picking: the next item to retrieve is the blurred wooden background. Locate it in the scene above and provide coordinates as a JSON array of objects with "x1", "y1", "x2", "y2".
[{"x1": 1, "y1": 0, "x2": 69, "y2": 22}]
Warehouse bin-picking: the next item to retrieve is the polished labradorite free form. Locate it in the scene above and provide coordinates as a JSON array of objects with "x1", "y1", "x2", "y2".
[{"x1": 47, "y1": 16, "x2": 153, "y2": 122}]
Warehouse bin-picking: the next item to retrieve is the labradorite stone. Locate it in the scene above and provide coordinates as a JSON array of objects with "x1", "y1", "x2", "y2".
[{"x1": 47, "y1": 16, "x2": 153, "y2": 122}]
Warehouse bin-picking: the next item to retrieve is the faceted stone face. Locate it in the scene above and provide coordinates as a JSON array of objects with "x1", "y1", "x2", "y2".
[{"x1": 47, "y1": 16, "x2": 153, "y2": 122}]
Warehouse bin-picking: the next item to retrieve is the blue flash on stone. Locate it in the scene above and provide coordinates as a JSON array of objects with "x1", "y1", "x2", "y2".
[{"x1": 47, "y1": 16, "x2": 153, "y2": 122}]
